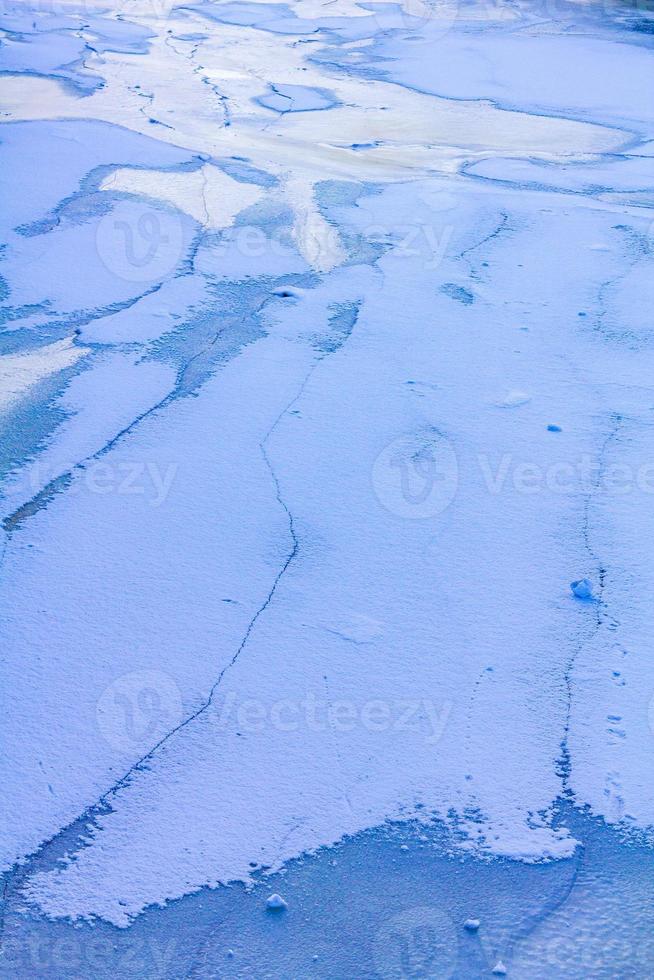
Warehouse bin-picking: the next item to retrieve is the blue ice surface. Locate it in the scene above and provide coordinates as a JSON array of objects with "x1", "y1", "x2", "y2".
[
  {"x1": 0, "y1": 120, "x2": 196, "y2": 237},
  {"x1": 0, "y1": 370, "x2": 76, "y2": 489},
  {"x1": 212, "y1": 157, "x2": 279, "y2": 188},
  {"x1": 1, "y1": 804, "x2": 652, "y2": 978},
  {"x1": 146, "y1": 273, "x2": 315, "y2": 396},
  {"x1": 186, "y1": 0, "x2": 386, "y2": 40},
  {"x1": 355, "y1": 3, "x2": 654, "y2": 130},
  {"x1": 465, "y1": 154, "x2": 654, "y2": 197},
  {"x1": 312, "y1": 301, "x2": 361, "y2": 353},
  {"x1": 0, "y1": 5, "x2": 154, "y2": 93},
  {"x1": 314, "y1": 180, "x2": 387, "y2": 267},
  {"x1": 1, "y1": 192, "x2": 199, "y2": 317},
  {"x1": 0, "y1": 98, "x2": 300, "y2": 511},
  {"x1": 255, "y1": 83, "x2": 339, "y2": 113},
  {"x1": 82, "y1": 16, "x2": 154, "y2": 55},
  {"x1": 3, "y1": 0, "x2": 654, "y2": 969},
  {"x1": 0, "y1": 119, "x2": 215, "y2": 346},
  {"x1": 440, "y1": 283, "x2": 475, "y2": 305},
  {"x1": 0, "y1": 100, "x2": 322, "y2": 510}
]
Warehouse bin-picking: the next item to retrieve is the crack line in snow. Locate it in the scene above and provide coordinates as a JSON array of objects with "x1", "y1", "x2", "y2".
[
  {"x1": 3, "y1": 306, "x2": 362, "y2": 916},
  {"x1": 556, "y1": 414, "x2": 623, "y2": 794},
  {"x1": 459, "y1": 211, "x2": 510, "y2": 279},
  {"x1": 164, "y1": 29, "x2": 231, "y2": 129}
]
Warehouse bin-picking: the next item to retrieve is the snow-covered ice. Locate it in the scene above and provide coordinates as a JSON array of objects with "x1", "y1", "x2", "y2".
[{"x1": 1, "y1": 0, "x2": 654, "y2": 972}]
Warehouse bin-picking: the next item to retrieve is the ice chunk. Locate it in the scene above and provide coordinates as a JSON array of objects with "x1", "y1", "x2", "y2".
[
  {"x1": 571, "y1": 578, "x2": 595, "y2": 600},
  {"x1": 492, "y1": 961, "x2": 507, "y2": 976},
  {"x1": 266, "y1": 893, "x2": 288, "y2": 911},
  {"x1": 464, "y1": 918, "x2": 481, "y2": 931}
]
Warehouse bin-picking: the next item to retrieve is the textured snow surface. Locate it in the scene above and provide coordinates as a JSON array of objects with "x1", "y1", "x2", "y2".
[{"x1": 1, "y1": 0, "x2": 654, "y2": 927}]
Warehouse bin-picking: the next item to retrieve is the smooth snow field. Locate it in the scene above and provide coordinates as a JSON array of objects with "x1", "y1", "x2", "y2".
[{"x1": 1, "y1": 0, "x2": 654, "y2": 975}]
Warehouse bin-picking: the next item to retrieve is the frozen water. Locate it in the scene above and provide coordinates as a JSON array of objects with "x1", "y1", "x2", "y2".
[{"x1": 1, "y1": 0, "x2": 653, "y2": 972}]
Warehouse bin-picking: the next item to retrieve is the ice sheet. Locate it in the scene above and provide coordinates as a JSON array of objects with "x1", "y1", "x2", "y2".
[{"x1": 1, "y1": 0, "x2": 654, "y2": 933}]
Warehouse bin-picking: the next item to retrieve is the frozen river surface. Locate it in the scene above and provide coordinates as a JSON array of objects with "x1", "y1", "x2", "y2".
[{"x1": 1, "y1": 0, "x2": 654, "y2": 975}]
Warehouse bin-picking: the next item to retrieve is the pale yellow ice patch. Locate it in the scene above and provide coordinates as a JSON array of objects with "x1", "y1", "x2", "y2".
[
  {"x1": 0, "y1": 7, "x2": 627, "y2": 277},
  {"x1": 99, "y1": 164, "x2": 263, "y2": 230},
  {"x1": 0, "y1": 74, "x2": 74, "y2": 118},
  {"x1": 0, "y1": 16, "x2": 625, "y2": 174}
]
